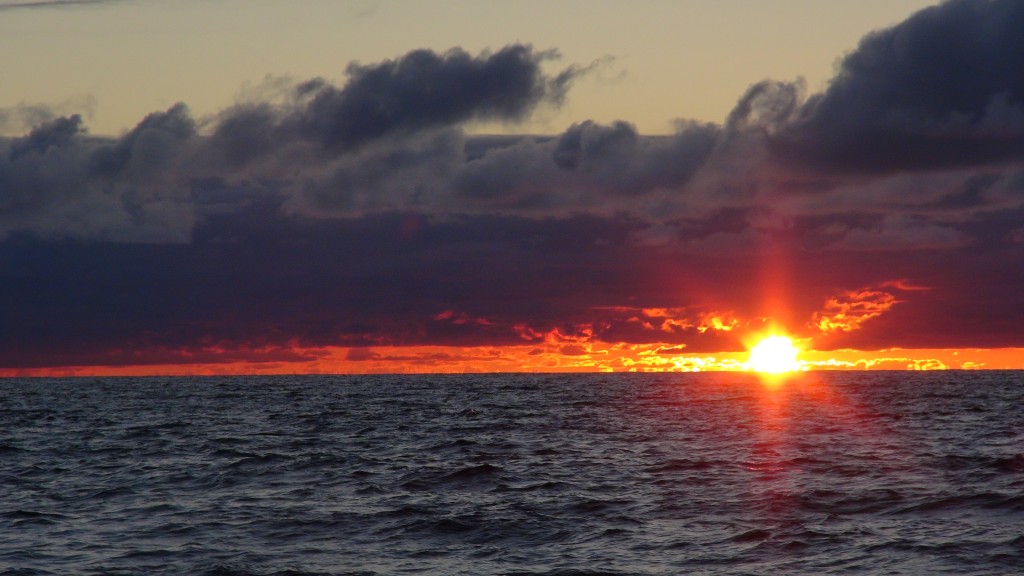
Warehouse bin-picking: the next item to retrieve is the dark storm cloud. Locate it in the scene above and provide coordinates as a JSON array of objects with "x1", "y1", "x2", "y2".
[
  {"x1": 91, "y1": 103, "x2": 197, "y2": 178},
  {"x1": 6, "y1": 201, "x2": 1024, "y2": 368},
  {"x1": 286, "y1": 45, "x2": 579, "y2": 152},
  {"x1": 284, "y1": 128, "x2": 467, "y2": 214},
  {"x1": 7, "y1": 13, "x2": 1024, "y2": 371},
  {"x1": 0, "y1": 209, "x2": 668, "y2": 367},
  {"x1": 199, "y1": 44, "x2": 583, "y2": 171},
  {"x1": 203, "y1": 103, "x2": 279, "y2": 168},
  {"x1": 775, "y1": 0, "x2": 1024, "y2": 173},
  {"x1": 552, "y1": 119, "x2": 718, "y2": 194},
  {"x1": 725, "y1": 79, "x2": 803, "y2": 135},
  {"x1": 0, "y1": 103, "x2": 60, "y2": 134},
  {"x1": 7, "y1": 114, "x2": 84, "y2": 161},
  {"x1": 553, "y1": 120, "x2": 637, "y2": 170},
  {"x1": 0, "y1": 46, "x2": 614, "y2": 241},
  {"x1": 0, "y1": 98, "x2": 96, "y2": 137},
  {"x1": 449, "y1": 119, "x2": 718, "y2": 212},
  {"x1": 0, "y1": 104, "x2": 197, "y2": 243}
]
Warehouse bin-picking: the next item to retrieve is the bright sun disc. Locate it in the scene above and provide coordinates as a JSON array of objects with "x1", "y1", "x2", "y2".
[{"x1": 749, "y1": 335, "x2": 800, "y2": 374}]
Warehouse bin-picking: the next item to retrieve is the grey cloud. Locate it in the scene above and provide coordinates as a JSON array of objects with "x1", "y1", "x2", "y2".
[
  {"x1": 8, "y1": 114, "x2": 84, "y2": 161},
  {"x1": 91, "y1": 102, "x2": 196, "y2": 178},
  {"x1": 7, "y1": 20, "x2": 1024, "y2": 364},
  {"x1": 0, "y1": 97, "x2": 96, "y2": 136},
  {"x1": 286, "y1": 45, "x2": 578, "y2": 152},
  {"x1": 0, "y1": 45, "x2": 592, "y2": 241},
  {"x1": 285, "y1": 117, "x2": 719, "y2": 217},
  {"x1": 774, "y1": 0, "x2": 1024, "y2": 173},
  {"x1": 198, "y1": 45, "x2": 582, "y2": 171},
  {"x1": 8, "y1": 19, "x2": 1024, "y2": 249},
  {"x1": 553, "y1": 120, "x2": 637, "y2": 171},
  {"x1": 0, "y1": 104, "x2": 60, "y2": 136},
  {"x1": 725, "y1": 79, "x2": 803, "y2": 135},
  {"x1": 453, "y1": 137, "x2": 567, "y2": 211},
  {"x1": 453, "y1": 119, "x2": 718, "y2": 210},
  {"x1": 0, "y1": 105, "x2": 198, "y2": 242},
  {"x1": 832, "y1": 214, "x2": 972, "y2": 252},
  {"x1": 205, "y1": 104, "x2": 280, "y2": 168},
  {"x1": 287, "y1": 129, "x2": 466, "y2": 215}
]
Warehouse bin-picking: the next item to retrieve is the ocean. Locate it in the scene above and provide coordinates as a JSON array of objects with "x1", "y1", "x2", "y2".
[{"x1": 2, "y1": 372, "x2": 1023, "y2": 575}]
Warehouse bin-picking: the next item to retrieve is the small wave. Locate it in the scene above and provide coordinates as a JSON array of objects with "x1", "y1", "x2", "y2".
[
  {"x1": 494, "y1": 480, "x2": 568, "y2": 492},
  {"x1": 224, "y1": 453, "x2": 291, "y2": 469},
  {"x1": 799, "y1": 488, "x2": 906, "y2": 515},
  {"x1": 504, "y1": 571, "x2": 634, "y2": 576},
  {"x1": 426, "y1": 438, "x2": 478, "y2": 452},
  {"x1": 1006, "y1": 534, "x2": 1024, "y2": 549},
  {"x1": 444, "y1": 462, "x2": 502, "y2": 479},
  {"x1": 207, "y1": 447, "x2": 259, "y2": 459},
  {"x1": 0, "y1": 569, "x2": 57, "y2": 576},
  {"x1": 646, "y1": 458, "x2": 723, "y2": 473},
  {"x1": 88, "y1": 486, "x2": 137, "y2": 500},
  {"x1": 400, "y1": 463, "x2": 503, "y2": 490},
  {"x1": 994, "y1": 454, "x2": 1024, "y2": 473},
  {"x1": 896, "y1": 491, "x2": 1024, "y2": 514},
  {"x1": 501, "y1": 565, "x2": 630, "y2": 569},
  {"x1": 202, "y1": 564, "x2": 343, "y2": 576},
  {"x1": 414, "y1": 516, "x2": 477, "y2": 534},
  {"x1": 729, "y1": 528, "x2": 772, "y2": 543},
  {"x1": 566, "y1": 498, "x2": 636, "y2": 516},
  {"x1": 2, "y1": 510, "x2": 66, "y2": 527}
]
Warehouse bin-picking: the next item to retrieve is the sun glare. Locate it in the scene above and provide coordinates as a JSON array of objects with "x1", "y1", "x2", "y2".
[{"x1": 748, "y1": 335, "x2": 801, "y2": 374}]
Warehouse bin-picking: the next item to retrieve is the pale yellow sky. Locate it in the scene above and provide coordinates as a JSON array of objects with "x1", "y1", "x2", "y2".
[{"x1": 0, "y1": 0, "x2": 938, "y2": 136}]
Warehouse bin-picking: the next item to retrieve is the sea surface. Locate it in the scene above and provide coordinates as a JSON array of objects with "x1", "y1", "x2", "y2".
[{"x1": 2, "y1": 372, "x2": 1023, "y2": 575}]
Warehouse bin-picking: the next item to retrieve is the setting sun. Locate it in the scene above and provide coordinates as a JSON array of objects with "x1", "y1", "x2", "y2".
[{"x1": 748, "y1": 335, "x2": 801, "y2": 374}]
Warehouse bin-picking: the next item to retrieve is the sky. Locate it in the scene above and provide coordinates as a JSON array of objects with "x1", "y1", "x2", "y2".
[{"x1": 3, "y1": 0, "x2": 1024, "y2": 375}]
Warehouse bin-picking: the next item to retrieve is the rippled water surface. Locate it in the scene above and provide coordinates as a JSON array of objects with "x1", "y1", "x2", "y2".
[{"x1": 2, "y1": 372, "x2": 1024, "y2": 575}]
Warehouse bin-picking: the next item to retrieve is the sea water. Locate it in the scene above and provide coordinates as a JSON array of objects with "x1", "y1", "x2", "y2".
[{"x1": 2, "y1": 372, "x2": 1023, "y2": 575}]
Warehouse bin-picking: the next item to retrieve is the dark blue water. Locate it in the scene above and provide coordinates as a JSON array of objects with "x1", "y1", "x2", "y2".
[{"x1": 2, "y1": 372, "x2": 1023, "y2": 575}]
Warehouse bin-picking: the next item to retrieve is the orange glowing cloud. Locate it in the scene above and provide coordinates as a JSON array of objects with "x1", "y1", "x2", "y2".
[
  {"x1": 697, "y1": 311, "x2": 739, "y2": 334},
  {"x1": 811, "y1": 282, "x2": 922, "y2": 335},
  {"x1": 591, "y1": 306, "x2": 740, "y2": 337},
  {"x1": 433, "y1": 310, "x2": 496, "y2": 326}
]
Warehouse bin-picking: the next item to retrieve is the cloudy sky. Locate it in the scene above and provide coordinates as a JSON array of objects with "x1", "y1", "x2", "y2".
[{"x1": 3, "y1": 0, "x2": 1023, "y2": 375}]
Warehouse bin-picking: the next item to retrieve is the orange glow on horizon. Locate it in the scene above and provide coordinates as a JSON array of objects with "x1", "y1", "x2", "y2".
[{"x1": 2, "y1": 343, "x2": 1024, "y2": 377}]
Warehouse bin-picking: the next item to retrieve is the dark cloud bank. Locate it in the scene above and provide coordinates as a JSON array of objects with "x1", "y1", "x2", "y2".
[{"x1": 4, "y1": 1, "x2": 1024, "y2": 368}]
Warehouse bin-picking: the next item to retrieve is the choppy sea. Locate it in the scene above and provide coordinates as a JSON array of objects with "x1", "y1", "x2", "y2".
[{"x1": 2, "y1": 372, "x2": 1023, "y2": 575}]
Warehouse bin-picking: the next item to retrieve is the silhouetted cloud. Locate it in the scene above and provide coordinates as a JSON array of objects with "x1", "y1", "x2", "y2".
[
  {"x1": 552, "y1": 119, "x2": 719, "y2": 194},
  {"x1": 8, "y1": 114, "x2": 84, "y2": 160},
  {"x1": 774, "y1": 0, "x2": 1024, "y2": 173},
  {"x1": 286, "y1": 45, "x2": 579, "y2": 152},
  {"x1": 4, "y1": 11, "x2": 1024, "y2": 370},
  {"x1": 0, "y1": 98, "x2": 96, "y2": 137},
  {"x1": 0, "y1": 104, "x2": 197, "y2": 243},
  {"x1": 0, "y1": 104, "x2": 60, "y2": 135}
]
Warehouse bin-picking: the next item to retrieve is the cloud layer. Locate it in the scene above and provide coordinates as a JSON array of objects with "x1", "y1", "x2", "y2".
[
  {"x1": 3, "y1": 2, "x2": 1024, "y2": 369},
  {"x1": 775, "y1": 0, "x2": 1024, "y2": 172}
]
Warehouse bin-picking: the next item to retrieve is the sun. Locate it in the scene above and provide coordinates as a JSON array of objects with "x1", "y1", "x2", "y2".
[{"x1": 748, "y1": 335, "x2": 801, "y2": 374}]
